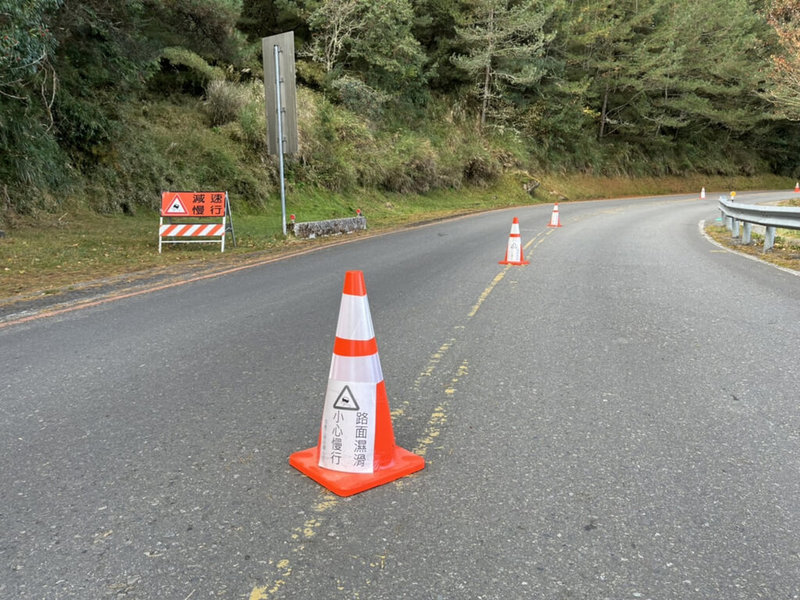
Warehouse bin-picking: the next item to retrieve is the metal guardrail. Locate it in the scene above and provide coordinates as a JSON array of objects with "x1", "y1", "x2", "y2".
[{"x1": 718, "y1": 196, "x2": 800, "y2": 250}]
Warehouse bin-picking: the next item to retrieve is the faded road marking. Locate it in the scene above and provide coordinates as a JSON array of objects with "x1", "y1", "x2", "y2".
[{"x1": 248, "y1": 227, "x2": 556, "y2": 598}]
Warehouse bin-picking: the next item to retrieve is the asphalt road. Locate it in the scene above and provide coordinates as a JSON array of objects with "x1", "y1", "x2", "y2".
[{"x1": 1, "y1": 192, "x2": 799, "y2": 600}]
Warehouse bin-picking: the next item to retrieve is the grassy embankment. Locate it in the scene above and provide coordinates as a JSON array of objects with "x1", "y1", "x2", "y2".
[{"x1": 1, "y1": 88, "x2": 796, "y2": 302}]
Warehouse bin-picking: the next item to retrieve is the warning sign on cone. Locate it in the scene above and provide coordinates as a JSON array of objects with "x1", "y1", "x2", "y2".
[
  {"x1": 499, "y1": 217, "x2": 529, "y2": 266},
  {"x1": 289, "y1": 271, "x2": 424, "y2": 496}
]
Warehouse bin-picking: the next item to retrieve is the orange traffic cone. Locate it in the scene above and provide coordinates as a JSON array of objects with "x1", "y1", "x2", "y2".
[
  {"x1": 700, "y1": 187, "x2": 706, "y2": 199},
  {"x1": 499, "y1": 217, "x2": 529, "y2": 265},
  {"x1": 794, "y1": 182, "x2": 799, "y2": 193},
  {"x1": 548, "y1": 203, "x2": 562, "y2": 228},
  {"x1": 289, "y1": 271, "x2": 424, "y2": 496}
]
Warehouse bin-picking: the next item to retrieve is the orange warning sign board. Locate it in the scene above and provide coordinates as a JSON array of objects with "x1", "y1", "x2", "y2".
[{"x1": 160, "y1": 191, "x2": 226, "y2": 217}]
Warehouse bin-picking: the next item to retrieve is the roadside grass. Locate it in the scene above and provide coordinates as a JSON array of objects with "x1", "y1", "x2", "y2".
[
  {"x1": 0, "y1": 174, "x2": 532, "y2": 300},
  {"x1": 1, "y1": 172, "x2": 795, "y2": 301},
  {"x1": 779, "y1": 197, "x2": 800, "y2": 242}
]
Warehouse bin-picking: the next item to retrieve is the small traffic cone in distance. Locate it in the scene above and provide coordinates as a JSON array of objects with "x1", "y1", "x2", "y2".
[
  {"x1": 794, "y1": 182, "x2": 799, "y2": 193},
  {"x1": 548, "y1": 203, "x2": 562, "y2": 228},
  {"x1": 289, "y1": 270, "x2": 424, "y2": 496},
  {"x1": 499, "y1": 217, "x2": 529, "y2": 265},
  {"x1": 700, "y1": 187, "x2": 706, "y2": 199}
]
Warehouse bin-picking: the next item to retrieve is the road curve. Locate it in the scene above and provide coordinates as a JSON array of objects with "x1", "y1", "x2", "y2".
[{"x1": 1, "y1": 192, "x2": 798, "y2": 599}]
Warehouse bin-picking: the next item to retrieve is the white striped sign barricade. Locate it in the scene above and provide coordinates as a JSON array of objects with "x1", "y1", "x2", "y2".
[
  {"x1": 289, "y1": 270, "x2": 425, "y2": 496},
  {"x1": 158, "y1": 191, "x2": 232, "y2": 253},
  {"x1": 499, "y1": 217, "x2": 529, "y2": 265},
  {"x1": 159, "y1": 223, "x2": 226, "y2": 238}
]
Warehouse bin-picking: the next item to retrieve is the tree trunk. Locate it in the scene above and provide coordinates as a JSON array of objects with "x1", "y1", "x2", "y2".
[
  {"x1": 599, "y1": 85, "x2": 609, "y2": 139},
  {"x1": 481, "y1": 63, "x2": 490, "y2": 129},
  {"x1": 480, "y1": 7, "x2": 495, "y2": 130}
]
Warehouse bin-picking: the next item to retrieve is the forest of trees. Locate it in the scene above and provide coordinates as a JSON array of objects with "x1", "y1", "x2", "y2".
[{"x1": 3, "y1": 0, "x2": 800, "y2": 218}]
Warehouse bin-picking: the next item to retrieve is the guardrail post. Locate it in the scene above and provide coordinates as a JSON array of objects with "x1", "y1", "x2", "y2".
[
  {"x1": 764, "y1": 226, "x2": 776, "y2": 251},
  {"x1": 741, "y1": 222, "x2": 752, "y2": 244},
  {"x1": 725, "y1": 216, "x2": 733, "y2": 230},
  {"x1": 731, "y1": 219, "x2": 740, "y2": 238}
]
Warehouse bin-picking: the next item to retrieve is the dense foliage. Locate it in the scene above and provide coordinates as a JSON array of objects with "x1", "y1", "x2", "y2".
[{"x1": 2, "y1": 0, "x2": 800, "y2": 220}]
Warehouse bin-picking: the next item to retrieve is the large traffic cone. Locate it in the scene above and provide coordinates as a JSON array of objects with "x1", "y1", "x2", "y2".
[
  {"x1": 499, "y1": 217, "x2": 529, "y2": 265},
  {"x1": 548, "y1": 203, "x2": 562, "y2": 228},
  {"x1": 700, "y1": 187, "x2": 706, "y2": 199},
  {"x1": 289, "y1": 271, "x2": 424, "y2": 496}
]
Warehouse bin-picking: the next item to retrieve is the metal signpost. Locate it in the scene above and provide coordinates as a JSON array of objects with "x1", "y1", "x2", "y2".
[
  {"x1": 274, "y1": 45, "x2": 287, "y2": 236},
  {"x1": 262, "y1": 32, "x2": 298, "y2": 236}
]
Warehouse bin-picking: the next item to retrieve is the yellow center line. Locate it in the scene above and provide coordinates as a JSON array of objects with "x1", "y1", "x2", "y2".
[
  {"x1": 467, "y1": 229, "x2": 548, "y2": 318},
  {"x1": 467, "y1": 268, "x2": 509, "y2": 318},
  {"x1": 249, "y1": 226, "x2": 556, "y2": 598},
  {"x1": 249, "y1": 558, "x2": 292, "y2": 599},
  {"x1": 411, "y1": 339, "x2": 456, "y2": 390}
]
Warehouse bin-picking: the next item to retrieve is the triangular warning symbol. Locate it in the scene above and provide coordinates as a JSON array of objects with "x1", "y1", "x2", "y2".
[
  {"x1": 166, "y1": 195, "x2": 188, "y2": 214},
  {"x1": 333, "y1": 385, "x2": 359, "y2": 411}
]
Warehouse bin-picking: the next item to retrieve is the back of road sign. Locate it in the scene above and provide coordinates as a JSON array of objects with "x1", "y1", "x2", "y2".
[{"x1": 262, "y1": 31, "x2": 298, "y2": 156}]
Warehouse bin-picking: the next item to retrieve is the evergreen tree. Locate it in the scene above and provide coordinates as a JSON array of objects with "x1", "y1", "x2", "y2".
[
  {"x1": 306, "y1": 0, "x2": 426, "y2": 98},
  {"x1": 0, "y1": 0, "x2": 61, "y2": 97},
  {"x1": 629, "y1": 0, "x2": 775, "y2": 137},
  {"x1": 764, "y1": 0, "x2": 800, "y2": 119},
  {"x1": 452, "y1": 0, "x2": 558, "y2": 130},
  {"x1": 0, "y1": 0, "x2": 65, "y2": 199},
  {"x1": 239, "y1": 0, "x2": 307, "y2": 40},
  {"x1": 348, "y1": 0, "x2": 427, "y2": 95},
  {"x1": 557, "y1": 0, "x2": 781, "y2": 172},
  {"x1": 562, "y1": 0, "x2": 662, "y2": 140},
  {"x1": 411, "y1": 0, "x2": 467, "y2": 91}
]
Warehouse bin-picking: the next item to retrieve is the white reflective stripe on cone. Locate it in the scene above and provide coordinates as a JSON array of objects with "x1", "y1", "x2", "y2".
[
  {"x1": 329, "y1": 354, "x2": 384, "y2": 384},
  {"x1": 335, "y1": 294, "x2": 375, "y2": 341}
]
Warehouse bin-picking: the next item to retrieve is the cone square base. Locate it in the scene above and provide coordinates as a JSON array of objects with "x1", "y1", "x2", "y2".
[
  {"x1": 289, "y1": 446, "x2": 425, "y2": 496},
  {"x1": 498, "y1": 259, "x2": 529, "y2": 265}
]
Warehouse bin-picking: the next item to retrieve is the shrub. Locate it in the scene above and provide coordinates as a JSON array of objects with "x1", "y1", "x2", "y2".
[
  {"x1": 331, "y1": 75, "x2": 390, "y2": 122},
  {"x1": 379, "y1": 136, "x2": 441, "y2": 193},
  {"x1": 157, "y1": 47, "x2": 225, "y2": 95},
  {"x1": 237, "y1": 81, "x2": 267, "y2": 152},
  {"x1": 463, "y1": 153, "x2": 501, "y2": 185},
  {"x1": 205, "y1": 79, "x2": 248, "y2": 126}
]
